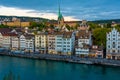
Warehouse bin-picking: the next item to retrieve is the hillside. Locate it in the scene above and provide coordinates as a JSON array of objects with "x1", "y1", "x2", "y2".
[
  {"x1": 0, "y1": 15, "x2": 57, "y2": 23},
  {"x1": 91, "y1": 19, "x2": 120, "y2": 24}
]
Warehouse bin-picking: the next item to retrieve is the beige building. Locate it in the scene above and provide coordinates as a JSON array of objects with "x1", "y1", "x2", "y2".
[
  {"x1": 35, "y1": 33, "x2": 47, "y2": 53},
  {"x1": 78, "y1": 20, "x2": 90, "y2": 31},
  {"x1": 47, "y1": 33, "x2": 56, "y2": 54},
  {"x1": 2, "y1": 18, "x2": 30, "y2": 27}
]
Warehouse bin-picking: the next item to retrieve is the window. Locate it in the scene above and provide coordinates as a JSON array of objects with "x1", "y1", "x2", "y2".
[
  {"x1": 112, "y1": 50, "x2": 115, "y2": 53},
  {"x1": 108, "y1": 46, "x2": 110, "y2": 48},
  {"x1": 118, "y1": 50, "x2": 120, "y2": 53},
  {"x1": 113, "y1": 35, "x2": 115, "y2": 37},
  {"x1": 63, "y1": 48, "x2": 66, "y2": 50},
  {"x1": 67, "y1": 42, "x2": 70, "y2": 44},
  {"x1": 113, "y1": 42, "x2": 115, "y2": 44},
  {"x1": 113, "y1": 45, "x2": 115, "y2": 48},
  {"x1": 113, "y1": 38, "x2": 115, "y2": 40}
]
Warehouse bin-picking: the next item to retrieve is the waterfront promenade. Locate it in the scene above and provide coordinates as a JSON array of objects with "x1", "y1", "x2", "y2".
[{"x1": 0, "y1": 52, "x2": 120, "y2": 67}]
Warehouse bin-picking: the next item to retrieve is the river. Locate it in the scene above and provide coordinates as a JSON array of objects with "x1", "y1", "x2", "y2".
[{"x1": 0, "y1": 56, "x2": 120, "y2": 80}]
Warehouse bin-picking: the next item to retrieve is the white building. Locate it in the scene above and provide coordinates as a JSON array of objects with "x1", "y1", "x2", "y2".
[
  {"x1": 0, "y1": 32, "x2": 18, "y2": 49},
  {"x1": 11, "y1": 34, "x2": 19, "y2": 50},
  {"x1": 75, "y1": 30, "x2": 92, "y2": 55},
  {"x1": 106, "y1": 28, "x2": 120, "y2": 54},
  {"x1": 20, "y1": 35, "x2": 26, "y2": 50},
  {"x1": 55, "y1": 32, "x2": 75, "y2": 55},
  {"x1": 20, "y1": 34, "x2": 35, "y2": 52},
  {"x1": 106, "y1": 28, "x2": 120, "y2": 59}
]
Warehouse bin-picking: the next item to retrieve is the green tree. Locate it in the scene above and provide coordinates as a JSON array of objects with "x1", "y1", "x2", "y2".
[
  {"x1": 30, "y1": 21, "x2": 48, "y2": 31},
  {"x1": 49, "y1": 24, "x2": 54, "y2": 29},
  {"x1": 74, "y1": 23, "x2": 80, "y2": 30},
  {"x1": 104, "y1": 23, "x2": 111, "y2": 28},
  {"x1": 65, "y1": 24, "x2": 71, "y2": 31},
  {"x1": 93, "y1": 28, "x2": 111, "y2": 47},
  {"x1": 115, "y1": 24, "x2": 120, "y2": 31},
  {"x1": 0, "y1": 24, "x2": 9, "y2": 28},
  {"x1": 88, "y1": 22, "x2": 101, "y2": 30}
]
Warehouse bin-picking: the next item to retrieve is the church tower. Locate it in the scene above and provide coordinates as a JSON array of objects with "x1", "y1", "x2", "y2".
[{"x1": 58, "y1": 1, "x2": 64, "y2": 28}]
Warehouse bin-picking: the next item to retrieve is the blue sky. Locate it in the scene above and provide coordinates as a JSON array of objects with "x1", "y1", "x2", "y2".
[{"x1": 0, "y1": 0, "x2": 120, "y2": 21}]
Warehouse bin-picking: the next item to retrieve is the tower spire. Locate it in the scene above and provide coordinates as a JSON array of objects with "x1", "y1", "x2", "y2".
[
  {"x1": 58, "y1": 0, "x2": 62, "y2": 20},
  {"x1": 58, "y1": 0, "x2": 64, "y2": 28}
]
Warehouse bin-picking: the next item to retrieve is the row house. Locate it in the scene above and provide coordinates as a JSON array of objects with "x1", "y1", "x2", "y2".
[
  {"x1": 47, "y1": 33, "x2": 56, "y2": 54},
  {"x1": 20, "y1": 34, "x2": 35, "y2": 52},
  {"x1": 0, "y1": 32, "x2": 18, "y2": 49},
  {"x1": 11, "y1": 33, "x2": 19, "y2": 50},
  {"x1": 106, "y1": 28, "x2": 120, "y2": 60},
  {"x1": 75, "y1": 30, "x2": 92, "y2": 56},
  {"x1": 0, "y1": 28, "x2": 12, "y2": 47},
  {"x1": 55, "y1": 32, "x2": 75, "y2": 55},
  {"x1": 90, "y1": 45, "x2": 104, "y2": 58},
  {"x1": 35, "y1": 33, "x2": 47, "y2": 54}
]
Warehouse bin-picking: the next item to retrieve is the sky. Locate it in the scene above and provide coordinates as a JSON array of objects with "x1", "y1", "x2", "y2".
[{"x1": 0, "y1": 0, "x2": 120, "y2": 21}]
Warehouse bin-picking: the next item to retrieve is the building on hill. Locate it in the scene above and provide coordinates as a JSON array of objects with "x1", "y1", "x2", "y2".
[
  {"x1": 106, "y1": 28, "x2": 120, "y2": 60},
  {"x1": 78, "y1": 20, "x2": 90, "y2": 31},
  {"x1": 2, "y1": 17, "x2": 30, "y2": 27},
  {"x1": 64, "y1": 21, "x2": 81, "y2": 27},
  {"x1": 111, "y1": 21, "x2": 118, "y2": 27}
]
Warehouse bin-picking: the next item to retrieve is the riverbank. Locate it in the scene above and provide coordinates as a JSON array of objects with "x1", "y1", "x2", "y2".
[{"x1": 0, "y1": 52, "x2": 120, "y2": 67}]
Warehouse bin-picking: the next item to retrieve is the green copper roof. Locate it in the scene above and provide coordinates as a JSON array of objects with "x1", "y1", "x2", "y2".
[{"x1": 58, "y1": 4, "x2": 63, "y2": 20}]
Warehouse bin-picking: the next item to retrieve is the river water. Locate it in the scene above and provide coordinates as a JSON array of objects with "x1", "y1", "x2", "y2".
[{"x1": 0, "y1": 56, "x2": 120, "y2": 80}]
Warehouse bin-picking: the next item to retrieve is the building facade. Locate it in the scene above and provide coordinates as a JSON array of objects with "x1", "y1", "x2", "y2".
[
  {"x1": 78, "y1": 20, "x2": 90, "y2": 31},
  {"x1": 20, "y1": 34, "x2": 35, "y2": 52},
  {"x1": 35, "y1": 33, "x2": 47, "y2": 54},
  {"x1": 75, "y1": 30, "x2": 92, "y2": 55},
  {"x1": 106, "y1": 28, "x2": 120, "y2": 54},
  {"x1": 55, "y1": 32, "x2": 75, "y2": 55},
  {"x1": 47, "y1": 33, "x2": 56, "y2": 54},
  {"x1": 106, "y1": 28, "x2": 120, "y2": 59}
]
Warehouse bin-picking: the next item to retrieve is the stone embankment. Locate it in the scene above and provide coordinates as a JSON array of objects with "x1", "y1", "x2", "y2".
[{"x1": 0, "y1": 52, "x2": 120, "y2": 67}]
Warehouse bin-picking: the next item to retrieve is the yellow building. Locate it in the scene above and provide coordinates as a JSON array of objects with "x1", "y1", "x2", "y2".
[{"x1": 3, "y1": 17, "x2": 30, "y2": 27}]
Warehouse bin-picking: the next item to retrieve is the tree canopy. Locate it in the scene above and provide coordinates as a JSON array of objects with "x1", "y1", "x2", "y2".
[{"x1": 93, "y1": 28, "x2": 111, "y2": 47}]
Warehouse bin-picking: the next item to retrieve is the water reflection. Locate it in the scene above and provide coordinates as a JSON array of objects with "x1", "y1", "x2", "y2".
[
  {"x1": 3, "y1": 70, "x2": 20, "y2": 80},
  {"x1": 1, "y1": 56, "x2": 120, "y2": 80}
]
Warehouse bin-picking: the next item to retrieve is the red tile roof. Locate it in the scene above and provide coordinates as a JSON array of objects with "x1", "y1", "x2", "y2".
[
  {"x1": 1, "y1": 32, "x2": 18, "y2": 36},
  {"x1": 0, "y1": 28, "x2": 12, "y2": 33}
]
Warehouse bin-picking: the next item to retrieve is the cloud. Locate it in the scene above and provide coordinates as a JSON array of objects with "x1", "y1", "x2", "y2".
[{"x1": 0, "y1": 5, "x2": 80, "y2": 21}]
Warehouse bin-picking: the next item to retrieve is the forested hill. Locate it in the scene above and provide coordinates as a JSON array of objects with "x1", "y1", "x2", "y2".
[{"x1": 91, "y1": 19, "x2": 120, "y2": 24}]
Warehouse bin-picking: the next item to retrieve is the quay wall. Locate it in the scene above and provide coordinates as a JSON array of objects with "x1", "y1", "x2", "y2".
[{"x1": 0, "y1": 53, "x2": 120, "y2": 67}]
